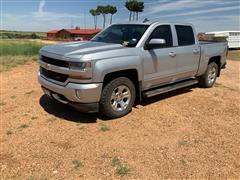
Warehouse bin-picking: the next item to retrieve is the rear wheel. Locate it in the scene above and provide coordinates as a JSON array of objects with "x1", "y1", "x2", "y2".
[
  {"x1": 199, "y1": 62, "x2": 219, "y2": 88},
  {"x1": 100, "y1": 77, "x2": 136, "y2": 118}
]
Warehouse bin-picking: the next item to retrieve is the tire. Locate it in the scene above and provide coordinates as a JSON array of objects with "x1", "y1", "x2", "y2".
[
  {"x1": 199, "y1": 62, "x2": 219, "y2": 88},
  {"x1": 100, "y1": 77, "x2": 136, "y2": 118}
]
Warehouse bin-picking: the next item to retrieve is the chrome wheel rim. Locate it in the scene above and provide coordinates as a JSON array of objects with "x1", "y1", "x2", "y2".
[
  {"x1": 110, "y1": 85, "x2": 131, "y2": 112},
  {"x1": 208, "y1": 66, "x2": 217, "y2": 84}
]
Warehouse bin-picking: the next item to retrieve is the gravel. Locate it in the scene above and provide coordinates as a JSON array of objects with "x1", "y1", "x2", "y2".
[{"x1": 0, "y1": 60, "x2": 239, "y2": 179}]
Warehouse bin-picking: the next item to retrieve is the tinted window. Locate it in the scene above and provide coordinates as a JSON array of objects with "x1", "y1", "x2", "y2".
[
  {"x1": 91, "y1": 24, "x2": 149, "y2": 47},
  {"x1": 148, "y1": 25, "x2": 173, "y2": 47},
  {"x1": 175, "y1": 25, "x2": 195, "y2": 46}
]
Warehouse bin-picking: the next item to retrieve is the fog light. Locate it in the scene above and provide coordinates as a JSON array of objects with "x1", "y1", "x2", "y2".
[{"x1": 75, "y1": 89, "x2": 82, "y2": 99}]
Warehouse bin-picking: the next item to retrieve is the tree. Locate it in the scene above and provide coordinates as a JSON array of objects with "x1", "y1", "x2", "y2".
[
  {"x1": 125, "y1": 0, "x2": 144, "y2": 21},
  {"x1": 108, "y1": 6, "x2": 117, "y2": 24},
  {"x1": 135, "y1": 1, "x2": 144, "y2": 21},
  {"x1": 125, "y1": 1, "x2": 134, "y2": 21},
  {"x1": 30, "y1": 33, "x2": 38, "y2": 39},
  {"x1": 96, "y1": 5, "x2": 109, "y2": 28},
  {"x1": 89, "y1": 9, "x2": 100, "y2": 29}
]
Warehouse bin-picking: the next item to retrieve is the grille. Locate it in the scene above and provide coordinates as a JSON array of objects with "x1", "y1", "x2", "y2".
[
  {"x1": 40, "y1": 67, "x2": 68, "y2": 83},
  {"x1": 41, "y1": 56, "x2": 69, "y2": 68}
]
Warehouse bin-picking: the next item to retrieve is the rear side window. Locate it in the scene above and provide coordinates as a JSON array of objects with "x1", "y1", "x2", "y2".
[
  {"x1": 175, "y1": 25, "x2": 195, "y2": 46},
  {"x1": 149, "y1": 25, "x2": 173, "y2": 47}
]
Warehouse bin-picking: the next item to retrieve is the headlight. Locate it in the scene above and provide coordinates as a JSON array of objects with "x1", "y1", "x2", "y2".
[{"x1": 69, "y1": 62, "x2": 91, "y2": 71}]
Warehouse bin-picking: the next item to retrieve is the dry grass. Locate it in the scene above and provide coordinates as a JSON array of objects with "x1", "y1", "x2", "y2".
[
  {"x1": 0, "y1": 59, "x2": 239, "y2": 179},
  {"x1": 0, "y1": 39, "x2": 60, "y2": 72},
  {"x1": 0, "y1": 55, "x2": 38, "y2": 72},
  {"x1": 228, "y1": 50, "x2": 240, "y2": 61}
]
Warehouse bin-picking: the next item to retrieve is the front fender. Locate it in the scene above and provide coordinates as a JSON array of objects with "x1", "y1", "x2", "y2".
[{"x1": 93, "y1": 55, "x2": 143, "y2": 82}]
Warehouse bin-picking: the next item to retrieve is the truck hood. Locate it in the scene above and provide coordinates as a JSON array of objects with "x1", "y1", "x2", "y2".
[{"x1": 40, "y1": 41, "x2": 125, "y2": 59}]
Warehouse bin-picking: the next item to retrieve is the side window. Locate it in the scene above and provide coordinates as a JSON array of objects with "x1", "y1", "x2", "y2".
[
  {"x1": 175, "y1": 25, "x2": 195, "y2": 46},
  {"x1": 149, "y1": 25, "x2": 173, "y2": 47}
]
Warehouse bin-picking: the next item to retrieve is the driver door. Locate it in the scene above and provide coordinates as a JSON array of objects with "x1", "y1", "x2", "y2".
[{"x1": 142, "y1": 25, "x2": 178, "y2": 90}]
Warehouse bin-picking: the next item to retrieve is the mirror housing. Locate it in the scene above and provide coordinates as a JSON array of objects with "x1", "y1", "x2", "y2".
[{"x1": 146, "y1": 38, "x2": 166, "y2": 49}]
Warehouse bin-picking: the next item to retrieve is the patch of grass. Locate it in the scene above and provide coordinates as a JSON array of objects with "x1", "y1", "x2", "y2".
[
  {"x1": 180, "y1": 158, "x2": 187, "y2": 166},
  {"x1": 213, "y1": 150, "x2": 218, "y2": 155},
  {"x1": 0, "y1": 102, "x2": 6, "y2": 106},
  {"x1": 7, "y1": 130, "x2": 13, "y2": 135},
  {"x1": 0, "y1": 39, "x2": 45, "y2": 71},
  {"x1": 178, "y1": 140, "x2": 189, "y2": 146},
  {"x1": 72, "y1": 160, "x2": 83, "y2": 169},
  {"x1": 0, "y1": 40, "x2": 44, "y2": 56},
  {"x1": 214, "y1": 92, "x2": 219, "y2": 97},
  {"x1": 31, "y1": 116, "x2": 38, "y2": 120},
  {"x1": 19, "y1": 124, "x2": 29, "y2": 129},
  {"x1": 180, "y1": 155, "x2": 187, "y2": 166},
  {"x1": 25, "y1": 90, "x2": 35, "y2": 95},
  {"x1": 111, "y1": 157, "x2": 130, "y2": 176},
  {"x1": 112, "y1": 157, "x2": 121, "y2": 167},
  {"x1": 99, "y1": 124, "x2": 110, "y2": 132},
  {"x1": 0, "y1": 55, "x2": 38, "y2": 72},
  {"x1": 228, "y1": 50, "x2": 240, "y2": 61},
  {"x1": 47, "y1": 117, "x2": 57, "y2": 123},
  {"x1": 10, "y1": 95, "x2": 16, "y2": 99},
  {"x1": 116, "y1": 165, "x2": 130, "y2": 176},
  {"x1": 28, "y1": 176, "x2": 35, "y2": 180}
]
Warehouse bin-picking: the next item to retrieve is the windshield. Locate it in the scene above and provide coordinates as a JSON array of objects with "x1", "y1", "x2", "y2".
[{"x1": 91, "y1": 24, "x2": 149, "y2": 47}]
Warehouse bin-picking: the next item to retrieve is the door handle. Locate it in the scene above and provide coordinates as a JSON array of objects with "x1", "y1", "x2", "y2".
[
  {"x1": 193, "y1": 49, "x2": 200, "y2": 54},
  {"x1": 169, "y1": 52, "x2": 176, "y2": 57}
]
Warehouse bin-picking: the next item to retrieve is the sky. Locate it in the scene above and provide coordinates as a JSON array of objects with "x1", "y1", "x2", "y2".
[{"x1": 1, "y1": 0, "x2": 240, "y2": 33}]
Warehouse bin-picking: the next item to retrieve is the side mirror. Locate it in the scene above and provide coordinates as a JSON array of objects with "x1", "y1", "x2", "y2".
[{"x1": 146, "y1": 38, "x2": 166, "y2": 49}]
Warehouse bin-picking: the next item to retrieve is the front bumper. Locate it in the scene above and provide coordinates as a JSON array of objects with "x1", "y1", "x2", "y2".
[
  {"x1": 38, "y1": 72, "x2": 102, "y2": 113},
  {"x1": 68, "y1": 102, "x2": 99, "y2": 113}
]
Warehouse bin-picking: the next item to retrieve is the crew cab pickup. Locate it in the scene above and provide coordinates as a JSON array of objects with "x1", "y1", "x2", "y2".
[{"x1": 38, "y1": 22, "x2": 228, "y2": 118}]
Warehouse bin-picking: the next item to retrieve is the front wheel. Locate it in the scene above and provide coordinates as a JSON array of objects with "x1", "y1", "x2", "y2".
[
  {"x1": 100, "y1": 77, "x2": 136, "y2": 118},
  {"x1": 199, "y1": 62, "x2": 219, "y2": 88}
]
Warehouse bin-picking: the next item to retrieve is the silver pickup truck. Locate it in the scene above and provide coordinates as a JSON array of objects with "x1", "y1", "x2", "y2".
[{"x1": 38, "y1": 22, "x2": 228, "y2": 118}]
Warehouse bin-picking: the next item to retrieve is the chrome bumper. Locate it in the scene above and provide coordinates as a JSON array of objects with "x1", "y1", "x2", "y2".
[{"x1": 38, "y1": 72, "x2": 102, "y2": 103}]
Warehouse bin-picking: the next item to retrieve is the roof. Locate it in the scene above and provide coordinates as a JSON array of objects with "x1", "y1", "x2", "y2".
[
  {"x1": 110, "y1": 21, "x2": 194, "y2": 26},
  {"x1": 63, "y1": 29, "x2": 101, "y2": 35},
  {"x1": 47, "y1": 30, "x2": 59, "y2": 34},
  {"x1": 47, "y1": 29, "x2": 101, "y2": 35}
]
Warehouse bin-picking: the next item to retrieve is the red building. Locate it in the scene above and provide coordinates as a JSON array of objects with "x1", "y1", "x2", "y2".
[{"x1": 47, "y1": 28, "x2": 101, "y2": 41}]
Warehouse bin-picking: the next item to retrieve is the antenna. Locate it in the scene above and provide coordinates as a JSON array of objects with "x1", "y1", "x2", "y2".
[
  {"x1": 71, "y1": 18, "x2": 74, "y2": 29},
  {"x1": 84, "y1": 9, "x2": 86, "y2": 30}
]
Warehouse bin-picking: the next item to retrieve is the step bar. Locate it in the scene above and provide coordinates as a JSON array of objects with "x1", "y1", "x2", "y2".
[{"x1": 143, "y1": 79, "x2": 198, "y2": 98}]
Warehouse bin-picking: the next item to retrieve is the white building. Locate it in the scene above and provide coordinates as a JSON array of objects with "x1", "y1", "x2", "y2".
[{"x1": 206, "y1": 31, "x2": 240, "y2": 49}]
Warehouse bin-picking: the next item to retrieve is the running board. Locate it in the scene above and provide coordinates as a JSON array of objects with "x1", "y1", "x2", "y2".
[{"x1": 143, "y1": 79, "x2": 198, "y2": 98}]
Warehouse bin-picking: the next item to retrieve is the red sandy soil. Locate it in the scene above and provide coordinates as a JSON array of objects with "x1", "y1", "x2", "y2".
[{"x1": 0, "y1": 60, "x2": 239, "y2": 179}]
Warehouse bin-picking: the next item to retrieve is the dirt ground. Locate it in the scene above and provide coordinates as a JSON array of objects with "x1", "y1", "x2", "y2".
[{"x1": 0, "y1": 59, "x2": 240, "y2": 179}]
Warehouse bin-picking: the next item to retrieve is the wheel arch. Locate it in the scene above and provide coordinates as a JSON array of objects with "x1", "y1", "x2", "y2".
[
  {"x1": 102, "y1": 69, "x2": 141, "y2": 101},
  {"x1": 208, "y1": 56, "x2": 221, "y2": 76}
]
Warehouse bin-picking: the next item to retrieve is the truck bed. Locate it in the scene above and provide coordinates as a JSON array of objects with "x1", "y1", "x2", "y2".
[
  {"x1": 199, "y1": 41, "x2": 227, "y2": 44},
  {"x1": 196, "y1": 41, "x2": 228, "y2": 76}
]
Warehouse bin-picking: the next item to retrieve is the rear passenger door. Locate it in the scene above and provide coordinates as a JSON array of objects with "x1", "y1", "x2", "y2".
[{"x1": 174, "y1": 25, "x2": 200, "y2": 80}]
